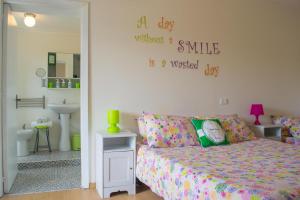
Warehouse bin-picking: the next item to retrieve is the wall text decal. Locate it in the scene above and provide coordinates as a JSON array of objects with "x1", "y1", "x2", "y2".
[
  {"x1": 137, "y1": 16, "x2": 148, "y2": 29},
  {"x1": 158, "y1": 17, "x2": 175, "y2": 32},
  {"x1": 204, "y1": 64, "x2": 220, "y2": 77},
  {"x1": 134, "y1": 16, "x2": 221, "y2": 77},
  {"x1": 177, "y1": 40, "x2": 220, "y2": 55},
  {"x1": 170, "y1": 60, "x2": 199, "y2": 69},
  {"x1": 134, "y1": 33, "x2": 164, "y2": 44}
]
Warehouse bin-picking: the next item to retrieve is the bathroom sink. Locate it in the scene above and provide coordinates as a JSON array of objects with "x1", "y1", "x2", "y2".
[
  {"x1": 48, "y1": 103, "x2": 80, "y2": 151},
  {"x1": 48, "y1": 103, "x2": 80, "y2": 114}
]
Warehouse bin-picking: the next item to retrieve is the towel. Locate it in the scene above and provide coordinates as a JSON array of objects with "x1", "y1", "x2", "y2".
[{"x1": 31, "y1": 121, "x2": 53, "y2": 128}]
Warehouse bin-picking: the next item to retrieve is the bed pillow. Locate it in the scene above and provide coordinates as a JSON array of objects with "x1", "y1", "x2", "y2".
[
  {"x1": 195, "y1": 114, "x2": 256, "y2": 143},
  {"x1": 270, "y1": 115, "x2": 300, "y2": 127},
  {"x1": 137, "y1": 116, "x2": 148, "y2": 144},
  {"x1": 144, "y1": 114, "x2": 198, "y2": 148},
  {"x1": 196, "y1": 114, "x2": 239, "y2": 120},
  {"x1": 270, "y1": 115, "x2": 299, "y2": 141},
  {"x1": 191, "y1": 118, "x2": 229, "y2": 148},
  {"x1": 220, "y1": 115, "x2": 256, "y2": 143},
  {"x1": 290, "y1": 125, "x2": 300, "y2": 138}
]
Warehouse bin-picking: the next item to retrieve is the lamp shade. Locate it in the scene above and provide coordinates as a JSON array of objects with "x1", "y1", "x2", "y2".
[
  {"x1": 250, "y1": 104, "x2": 264, "y2": 116},
  {"x1": 107, "y1": 110, "x2": 120, "y2": 134},
  {"x1": 107, "y1": 110, "x2": 119, "y2": 124}
]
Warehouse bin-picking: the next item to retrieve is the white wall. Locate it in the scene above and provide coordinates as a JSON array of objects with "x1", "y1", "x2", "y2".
[
  {"x1": 89, "y1": 0, "x2": 300, "y2": 181},
  {"x1": 8, "y1": 29, "x2": 80, "y2": 150}
]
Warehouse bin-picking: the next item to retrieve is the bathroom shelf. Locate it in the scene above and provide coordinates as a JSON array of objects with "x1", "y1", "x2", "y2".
[
  {"x1": 47, "y1": 88, "x2": 80, "y2": 90},
  {"x1": 47, "y1": 78, "x2": 80, "y2": 89},
  {"x1": 48, "y1": 77, "x2": 80, "y2": 80}
]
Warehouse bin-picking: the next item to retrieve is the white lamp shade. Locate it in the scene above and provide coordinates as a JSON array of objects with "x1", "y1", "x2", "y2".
[{"x1": 24, "y1": 13, "x2": 36, "y2": 27}]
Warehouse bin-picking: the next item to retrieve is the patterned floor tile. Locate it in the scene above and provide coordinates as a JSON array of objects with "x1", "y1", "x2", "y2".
[
  {"x1": 9, "y1": 165, "x2": 81, "y2": 195},
  {"x1": 17, "y1": 159, "x2": 81, "y2": 170},
  {"x1": 17, "y1": 151, "x2": 80, "y2": 163}
]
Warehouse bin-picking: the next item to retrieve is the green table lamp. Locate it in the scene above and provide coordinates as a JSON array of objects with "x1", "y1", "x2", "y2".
[{"x1": 107, "y1": 110, "x2": 120, "y2": 134}]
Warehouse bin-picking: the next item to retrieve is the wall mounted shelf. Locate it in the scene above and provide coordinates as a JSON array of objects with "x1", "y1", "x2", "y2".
[
  {"x1": 47, "y1": 78, "x2": 80, "y2": 89},
  {"x1": 47, "y1": 88, "x2": 80, "y2": 90}
]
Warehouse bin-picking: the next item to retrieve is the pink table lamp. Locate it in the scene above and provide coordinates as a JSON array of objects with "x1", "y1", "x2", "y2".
[{"x1": 250, "y1": 104, "x2": 264, "y2": 125}]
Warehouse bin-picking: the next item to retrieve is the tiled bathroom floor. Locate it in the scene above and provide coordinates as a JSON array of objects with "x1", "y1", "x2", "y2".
[
  {"x1": 10, "y1": 151, "x2": 81, "y2": 195},
  {"x1": 9, "y1": 165, "x2": 81, "y2": 194},
  {"x1": 17, "y1": 151, "x2": 80, "y2": 163}
]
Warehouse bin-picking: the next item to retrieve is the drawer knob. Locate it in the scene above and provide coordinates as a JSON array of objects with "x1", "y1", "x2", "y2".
[{"x1": 129, "y1": 167, "x2": 133, "y2": 170}]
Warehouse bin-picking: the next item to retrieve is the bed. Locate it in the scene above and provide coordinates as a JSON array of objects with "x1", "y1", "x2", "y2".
[{"x1": 136, "y1": 138, "x2": 300, "y2": 200}]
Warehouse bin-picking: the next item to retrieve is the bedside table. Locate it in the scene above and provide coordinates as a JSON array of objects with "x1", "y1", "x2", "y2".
[
  {"x1": 96, "y1": 131, "x2": 137, "y2": 198},
  {"x1": 253, "y1": 124, "x2": 282, "y2": 142}
]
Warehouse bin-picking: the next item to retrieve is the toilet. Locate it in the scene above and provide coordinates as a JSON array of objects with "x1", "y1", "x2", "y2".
[{"x1": 17, "y1": 129, "x2": 33, "y2": 157}]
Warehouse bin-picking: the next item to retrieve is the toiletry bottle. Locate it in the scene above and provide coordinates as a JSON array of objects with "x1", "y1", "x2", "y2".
[
  {"x1": 61, "y1": 79, "x2": 66, "y2": 88},
  {"x1": 68, "y1": 79, "x2": 72, "y2": 88},
  {"x1": 56, "y1": 79, "x2": 60, "y2": 88}
]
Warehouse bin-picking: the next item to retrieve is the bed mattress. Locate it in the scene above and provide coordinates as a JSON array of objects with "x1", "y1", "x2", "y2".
[{"x1": 136, "y1": 139, "x2": 300, "y2": 200}]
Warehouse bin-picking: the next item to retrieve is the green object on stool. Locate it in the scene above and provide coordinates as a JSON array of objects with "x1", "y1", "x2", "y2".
[
  {"x1": 71, "y1": 133, "x2": 81, "y2": 151},
  {"x1": 107, "y1": 110, "x2": 120, "y2": 134}
]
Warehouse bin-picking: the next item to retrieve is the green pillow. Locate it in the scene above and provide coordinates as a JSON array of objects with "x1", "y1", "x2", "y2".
[{"x1": 191, "y1": 118, "x2": 229, "y2": 148}]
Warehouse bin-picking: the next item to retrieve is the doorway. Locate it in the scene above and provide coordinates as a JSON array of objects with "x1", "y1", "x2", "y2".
[{"x1": 1, "y1": 0, "x2": 89, "y2": 195}]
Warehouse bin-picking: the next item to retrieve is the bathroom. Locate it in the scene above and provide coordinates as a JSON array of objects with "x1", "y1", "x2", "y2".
[{"x1": 3, "y1": 3, "x2": 82, "y2": 194}]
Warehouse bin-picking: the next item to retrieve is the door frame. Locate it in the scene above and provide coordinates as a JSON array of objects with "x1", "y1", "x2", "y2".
[
  {"x1": 1, "y1": 0, "x2": 90, "y2": 190},
  {"x1": 0, "y1": 0, "x2": 4, "y2": 196},
  {"x1": 80, "y1": 2, "x2": 89, "y2": 189}
]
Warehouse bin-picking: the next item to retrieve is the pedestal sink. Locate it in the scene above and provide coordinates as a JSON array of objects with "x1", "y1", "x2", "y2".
[{"x1": 48, "y1": 103, "x2": 80, "y2": 151}]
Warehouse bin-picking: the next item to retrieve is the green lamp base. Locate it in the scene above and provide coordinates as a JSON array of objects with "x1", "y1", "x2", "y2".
[{"x1": 107, "y1": 126, "x2": 120, "y2": 134}]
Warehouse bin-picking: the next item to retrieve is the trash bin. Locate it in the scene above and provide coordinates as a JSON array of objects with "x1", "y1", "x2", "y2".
[{"x1": 71, "y1": 133, "x2": 81, "y2": 151}]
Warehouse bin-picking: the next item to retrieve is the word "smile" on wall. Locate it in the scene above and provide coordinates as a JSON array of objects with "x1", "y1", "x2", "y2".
[{"x1": 178, "y1": 40, "x2": 221, "y2": 55}]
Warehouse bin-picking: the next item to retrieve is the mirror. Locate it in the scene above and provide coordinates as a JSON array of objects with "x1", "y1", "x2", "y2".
[{"x1": 48, "y1": 52, "x2": 80, "y2": 78}]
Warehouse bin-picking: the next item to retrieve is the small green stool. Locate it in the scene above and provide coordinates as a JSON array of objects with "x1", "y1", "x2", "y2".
[{"x1": 33, "y1": 125, "x2": 52, "y2": 153}]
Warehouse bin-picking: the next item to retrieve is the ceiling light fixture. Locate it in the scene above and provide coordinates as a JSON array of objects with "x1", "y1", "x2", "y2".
[{"x1": 24, "y1": 13, "x2": 36, "y2": 27}]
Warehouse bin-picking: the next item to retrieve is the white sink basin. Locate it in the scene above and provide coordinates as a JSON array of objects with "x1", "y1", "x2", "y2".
[{"x1": 48, "y1": 103, "x2": 80, "y2": 114}]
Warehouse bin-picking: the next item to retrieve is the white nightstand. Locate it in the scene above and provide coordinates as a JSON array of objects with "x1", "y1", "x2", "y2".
[
  {"x1": 96, "y1": 131, "x2": 137, "y2": 198},
  {"x1": 253, "y1": 124, "x2": 282, "y2": 141}
]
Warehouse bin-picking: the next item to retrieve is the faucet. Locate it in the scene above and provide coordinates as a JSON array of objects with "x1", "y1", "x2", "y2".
[
  {"x1": 22, "y1": 124, "x2": 26, "y2": 129},
  {"x1": 63, "y1": 99, "x2": 66, "y2": 104}
]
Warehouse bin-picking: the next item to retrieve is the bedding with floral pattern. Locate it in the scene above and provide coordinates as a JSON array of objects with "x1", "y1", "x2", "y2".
[
  {"x1": 144, "y1": 114, "x2": 198, "y2": 148},
  {"x1": 136, "y1": 138, "x2": 300, "y2": 200}
]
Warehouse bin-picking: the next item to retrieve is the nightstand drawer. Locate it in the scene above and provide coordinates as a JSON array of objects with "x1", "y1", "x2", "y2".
[{"x1": 104, "y1": 151, "x2": 134, "y2": 187}]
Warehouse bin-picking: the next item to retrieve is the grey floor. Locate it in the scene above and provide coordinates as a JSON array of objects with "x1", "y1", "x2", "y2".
[{"x1": 10, "y1": 151, "x2": 81, "y2": 195}]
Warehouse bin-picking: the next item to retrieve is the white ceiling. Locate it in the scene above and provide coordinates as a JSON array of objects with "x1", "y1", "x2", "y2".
[{"x1": 5, "y1": 0, "x2": 87, "y2": 16}]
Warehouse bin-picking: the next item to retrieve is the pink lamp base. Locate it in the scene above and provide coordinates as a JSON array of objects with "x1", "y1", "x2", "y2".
[
  {"x1": 254, "y1": 115, "x2": 261, "y2": 125},
  {"x1": 254, "y1": 120, "x2": 261, "y2": 125}
]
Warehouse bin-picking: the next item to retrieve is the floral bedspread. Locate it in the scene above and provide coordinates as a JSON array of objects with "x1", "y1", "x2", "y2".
[{"x1": 136, "y1": 139, "x2": 300, "y2": 200}]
